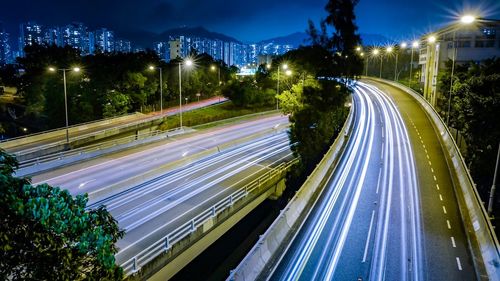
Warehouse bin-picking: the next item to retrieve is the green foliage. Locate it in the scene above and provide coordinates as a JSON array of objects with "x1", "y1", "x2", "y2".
[
  {"x1": 437, "y1": 58, "x2": 500, "y2": 215},
  {"x1": 0, "y1": 150, "x2": 124, "y2": 280},
  {"x1": 221, "y1": 78, "x2": 274, "y2": 108}
]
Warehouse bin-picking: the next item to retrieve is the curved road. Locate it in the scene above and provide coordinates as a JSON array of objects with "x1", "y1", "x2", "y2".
[{"x1": 266, "y1": 81, "x2": 475, "y2": 280}]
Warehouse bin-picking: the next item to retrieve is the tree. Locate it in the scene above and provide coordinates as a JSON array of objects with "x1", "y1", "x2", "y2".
[{"x1": 0, "y1": 150, "x2": 124, "y2": 280}]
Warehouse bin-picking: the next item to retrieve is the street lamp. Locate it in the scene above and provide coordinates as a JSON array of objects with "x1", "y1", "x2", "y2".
[
  {"x1": 48, "y1": 66, "x2": 81, "y2": 144},
  {"x1": 409, "y1": 41, "x2": 419, "y2": 88},
  {"x1": 372, "y1": 48, "x2": 381, "y2": 78},
  {"x1": 277, "y1": 63, "x2": 289, "y2": 110},
  {"x1": 148, "y1": 65, "x2": 163, "y2": 114},
  {"x1": 179, "y1": 58, "x2": 193, "y2": 129},
  {"x1": 446, "y1": 14, "x2": 476, "y2": 126}
]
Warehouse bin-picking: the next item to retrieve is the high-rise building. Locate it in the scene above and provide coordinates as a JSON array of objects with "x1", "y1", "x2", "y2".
[
  {"x1": 154, "y1": 42, "x2": 169, "y2": 60},
  {"x1": 169, "y1": 39, "x2": 181, "y2": 60},
  {"x1": 115, "y1": 39, "x2": 131, "y2": 53},
  {"x1": 0, "y1": 23, "x2": 11, "y2": 65},
  {"x1": 19, "y1": 21, "x2": 44, "y2": 55},
  {"x1": 62, "y1": 22, "x2": 90, "y2": 55},
  {"x1": 94, "y1": 28, "x2": 115, "y2": 53},
  {"x1": 44, "y1": 27, "x2": 63, "y2": 46}
]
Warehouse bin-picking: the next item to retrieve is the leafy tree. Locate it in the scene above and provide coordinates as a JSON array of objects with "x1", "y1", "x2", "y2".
[
  {"x1": 222, "y1": 78, "x2": 274, "y2": 108},
  {"x1": 0, "y1": 150, "x2": 124, "y2": 280}
]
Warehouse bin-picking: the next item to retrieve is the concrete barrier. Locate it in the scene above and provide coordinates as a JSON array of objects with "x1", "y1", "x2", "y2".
[
  {"x1": 228, "y1": 102, "x2": 355, "y2": 281},
  {"x1": 366, "y1": 77, "x2": 500, "y2": 281}
]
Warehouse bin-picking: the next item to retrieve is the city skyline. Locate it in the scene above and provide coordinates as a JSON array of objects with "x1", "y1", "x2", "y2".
[{"x1": 2, "y1": 0, "x2": 500, "y2": 43}]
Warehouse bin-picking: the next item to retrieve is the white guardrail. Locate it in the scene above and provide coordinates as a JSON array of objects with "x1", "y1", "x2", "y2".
[
  {"x1": 368, "y1": 78, "x2": 500, "y2": 281},
  {"x1": 227, "y1": 99, "x2": 355, "y2": 281},
  {"x1": 121, "y1": 158, "x2": 298, "y2": 276}
]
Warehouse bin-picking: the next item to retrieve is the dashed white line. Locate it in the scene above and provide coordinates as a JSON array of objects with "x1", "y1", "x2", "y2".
[
  {"x1": 428, "y1": 161, "x2": 432, "y2": 166},
  {"x1": 439, "y1": 194, "x2": 443, "y2": 201},
  {"x1": 362, "y1": 210, "x2": 376, "y2": 263},
  {"x1": 376, "y1": 167, "x2": 382, "y2": 194},
  {"x1": 426, "y1": 154, "x2": 430, "y2": 160},
  {"x1": 451, "y1": 236, "x2": 456, "y2": 247},
  {"x1": 456, "y1": 257, "x2": 462, "y2": 271},
  {"x1": 433, "y1": 175, "x2": 437, "y2": 181},
  {"x1": 447, "y1": 220, "x2": 451, "y2": 229},
  {"x1": 443, "y1": 206, "x2": 447, "y2": 214},
  {"x1": 431, "y1": 167, "x2": 435, "y2": 173},
  {"x1": 436, "y1": 184, "x2": 440, "y2": 190}
]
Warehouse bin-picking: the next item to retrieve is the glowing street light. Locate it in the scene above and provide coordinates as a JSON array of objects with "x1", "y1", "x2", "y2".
[
  {"x1": 461, "y1": 15, "x2": 476, "y2": 24},
  {"x1": 372, "y1": 49, "x2": 380, "y2": 55},
  {"x1": 386, "y1": 46, "x2": 393, "y2": 53},
  {"x1": 277, "y1": 63, "x2": 289, "y2": 110},
  {"x1": 285, "y1": 69, "x2": 292, "y2": 76},
  {"x1": 47, "y1": 66, "x2": 81, "y2": 143},
  {"x1": 428, "y1": 35, "x2": 436, "y2": 43},
  {"x1": 148, "y1": 65, "x2": 164, "y2": 114},
  {"x1": 179, "y1": 58, "x2": 194, "y2": 129},
  {"x1": 400, "y1": 42, "x2": 408, "y2": 49}
]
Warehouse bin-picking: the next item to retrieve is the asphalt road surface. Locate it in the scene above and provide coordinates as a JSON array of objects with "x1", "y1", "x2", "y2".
[
  {"x1": 33, "y1": 113, "x2": 289, "y2": 202},
  {"x1": 267, "y1": 81, "x2": 475, "y2": 280}
]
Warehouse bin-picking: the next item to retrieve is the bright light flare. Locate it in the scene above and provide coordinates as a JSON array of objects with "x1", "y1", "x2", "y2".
[
  {"x1": 285, "y1": 70, "x2": 292, "y2": 76},
  {"x1": 185, "y1": 59, "x2": 193, "y2": 66},
  {"x1": 400, "y1": 42, "x2": 407, "y2": 49},
  {"x1": 428, "y1": 36, "x2": 436, "y2": 43},
  {"x1": 282, "y1": 64, "x2": 288, "y2": 70},
  {"x1": 461, "y1": 15, "x2": 476, "y2": 24},
  {"x1": 372, "y1": 49, "x2": 380, "y2": 55},
  {"x1": 412, "y1": 41, "x2": 419, "y2": 48},
  {"x1": 73, "y1": 67, "x2": 81, "y2": 72},
  {"x1": 386, "y1": 46, "x2": 393, "y2": 53},
  {"x1": 48, "y1": 67, "x2": 56, "y2": 72}
]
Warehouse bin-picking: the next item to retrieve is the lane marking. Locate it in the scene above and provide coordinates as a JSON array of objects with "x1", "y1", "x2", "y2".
[
  {"x1": 381, "y1": 145, "x2": 384, "y2": 160},
  {"x1": 456, "y1": 257, "x2": 462, "y2": 271},
  {"x1": 436, "y1": 184, "x2": 440, "y2": 190},
  {"x1": 439, "y1": 194, "x2": 443, "y2": 201},
  {"x1": 431, "y1": 167, "x2": 435, "y2": 173},
  {"x1": 362, "y1": 210, "x2": 376, "y2": 263},
  {"x1": 447, "y1": 220, "x2": 451, "y2": 229},
  {"x1": 451, "y1": 236, "x2": 456, "y2": 247},
  {"x1": 426, "y1": 154, "x2": 430, "y2": 160},
  {"x1": 433, "y1": 175, "x2": 437, "y2": 181},
  {"x1": 428, "y1": 161, "x2": 432, "y2": 166},
  {"x1": 424, "y1": 148, "x2": 428, "y2": 154},
  {"x1": 443, "y1": 206, "x2": 447, "y2": 214},
  {"x1": 376, "y1": 167, "x2": 382, "y2": 194}
]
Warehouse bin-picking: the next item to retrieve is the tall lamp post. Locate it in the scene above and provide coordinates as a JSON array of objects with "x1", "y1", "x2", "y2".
[
  {"x1": 372, "y1": 49, "x2": 380, "y2": 77},
  {"x1": 48, "y1": 66, "x2": 80, "y2": 144},
  {"x1": 409, "y1": 41, "x2": 419, "y2": 88},
  {"x1": 210, "y1": 64, "x2": 221, "y2": 102},
  {"x1": 148, "y1": 65, "x2": 163, "y2": 114},
  {"x1": 394, "y1": 42, "x2": 407, "y2": 81},
  {"x1": 446, "y1": 15, "x2": 476, "y2": 126},
  {"x1": 179, "y1": 58, "x2": 193, "y2": 129},
  {"x1": 385, "y1": 46, "x2": 393, "y2": 79},
  {"x1": 277, "y1": 63, "x2": 288, "y2": 110}
]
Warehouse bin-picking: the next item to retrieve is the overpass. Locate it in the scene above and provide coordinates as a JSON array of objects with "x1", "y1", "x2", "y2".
[
  {"x1": 230, "y1": 79, "x2": 500, "y2": 280},
  {"x1": 28, "y1": 113, "x2": 296, "y2": 279},
  {"x1": 1, "y1": 96, "x2": 226, "y2": 163}
]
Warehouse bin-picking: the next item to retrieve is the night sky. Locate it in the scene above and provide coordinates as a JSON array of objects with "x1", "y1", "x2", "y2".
[{"x1": 1, "y1": 0, "x2": 500, "y2": 42}]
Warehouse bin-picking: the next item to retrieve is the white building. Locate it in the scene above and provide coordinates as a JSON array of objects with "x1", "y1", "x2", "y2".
[{"x1": 419, "y1": 19, "x2": 500, "y2": 106}]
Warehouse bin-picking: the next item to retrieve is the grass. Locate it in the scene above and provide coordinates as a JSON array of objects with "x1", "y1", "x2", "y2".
[{"x1": 158, "y1": 101, "x2": 276, "y2": 131}]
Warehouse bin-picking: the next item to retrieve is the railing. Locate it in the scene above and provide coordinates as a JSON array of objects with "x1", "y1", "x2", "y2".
[
  {"x1": 120, "y1": 158, "x2": 298, "y2": 276},
  {"x1": 0, "y1": 112, "x2": 140, "y2": 143},
  {"x1": 367, "y1": 77, "x2": 500, "y2": 280},
  {"x1": 17, "y1": 128, "x2": 183, "y2": 169}
]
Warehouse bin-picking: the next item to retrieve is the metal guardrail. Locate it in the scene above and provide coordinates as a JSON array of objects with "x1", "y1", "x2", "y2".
[
  {"x1": 1, "y1": 112, "x2": 140, "y2": 143},
  {"x1": 18, "y1": 128, "x2": 183, "y2": 169},
  {"x1": 367, "y1": 77, "x2": 500, "y2": 280},
  {"x1": 120, "y1": 158, "x2": 298, "y2": 276}
]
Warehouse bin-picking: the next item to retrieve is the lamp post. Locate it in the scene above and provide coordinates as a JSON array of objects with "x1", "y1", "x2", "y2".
[
  {"x1": 48, "y1": 66, "x2": 80, "y2": 144},
  {"x1": 210, "y1": 64, "x2": 221, "y2": 102},
  {"x1": 179, "y1": 58, "x2": 193, "y2": 129},
  {"x1": 372, "y1": 49, "x2": 380, "y2": 78},
  {"x1": 446, "y1": 15, "x2": 476, "y2": 126},
  {"x1": 394, "y1": 42, "x2": 407, "y2": 81},
  {"x1": 148, "y1": 65, "x2": 163, "y2": 114},
  {"x1": 277, "y1": 63, "x2": 288, "y2": 110},
  {"x1": 409, "y1": 41, "x2": 419, "y2": 88},
  {"x1": 385, "y1": 46, "x2": 393, "y2": 79}
]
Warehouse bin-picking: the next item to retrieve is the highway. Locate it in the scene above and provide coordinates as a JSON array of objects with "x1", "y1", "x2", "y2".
[
  {"x1": 32, "y1": 113, "x2": 288, "y2": 201},
  {"x1": 267, "y1": 81, "x2": 475, "y2": 280},
  {"x1": 106, "y1": 132, "x2": 293, "y2": 266},
  {"x1": 4, "y1": 96, "x2": 226, "y2": 154}
]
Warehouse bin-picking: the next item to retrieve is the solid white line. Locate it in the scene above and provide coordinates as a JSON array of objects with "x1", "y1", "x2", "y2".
[
  {"x1": 456, "y1": 257, "x2": 462, "y2": 270},
  {"x1": 362, "y1": 210, "x2": 376, "y2": 263},
  {"x1": 439, "y1": 194, "x2": 443, "y2": 201},
  {"x1": 443, "y1": 206, "x2": 447, "y2": 214},
  {"x1": 447, "y1": 220, "x2": 451, "y2": 229},
  {"x1": 451, "y1": 236, "x2": 456, "y2": 247}
]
